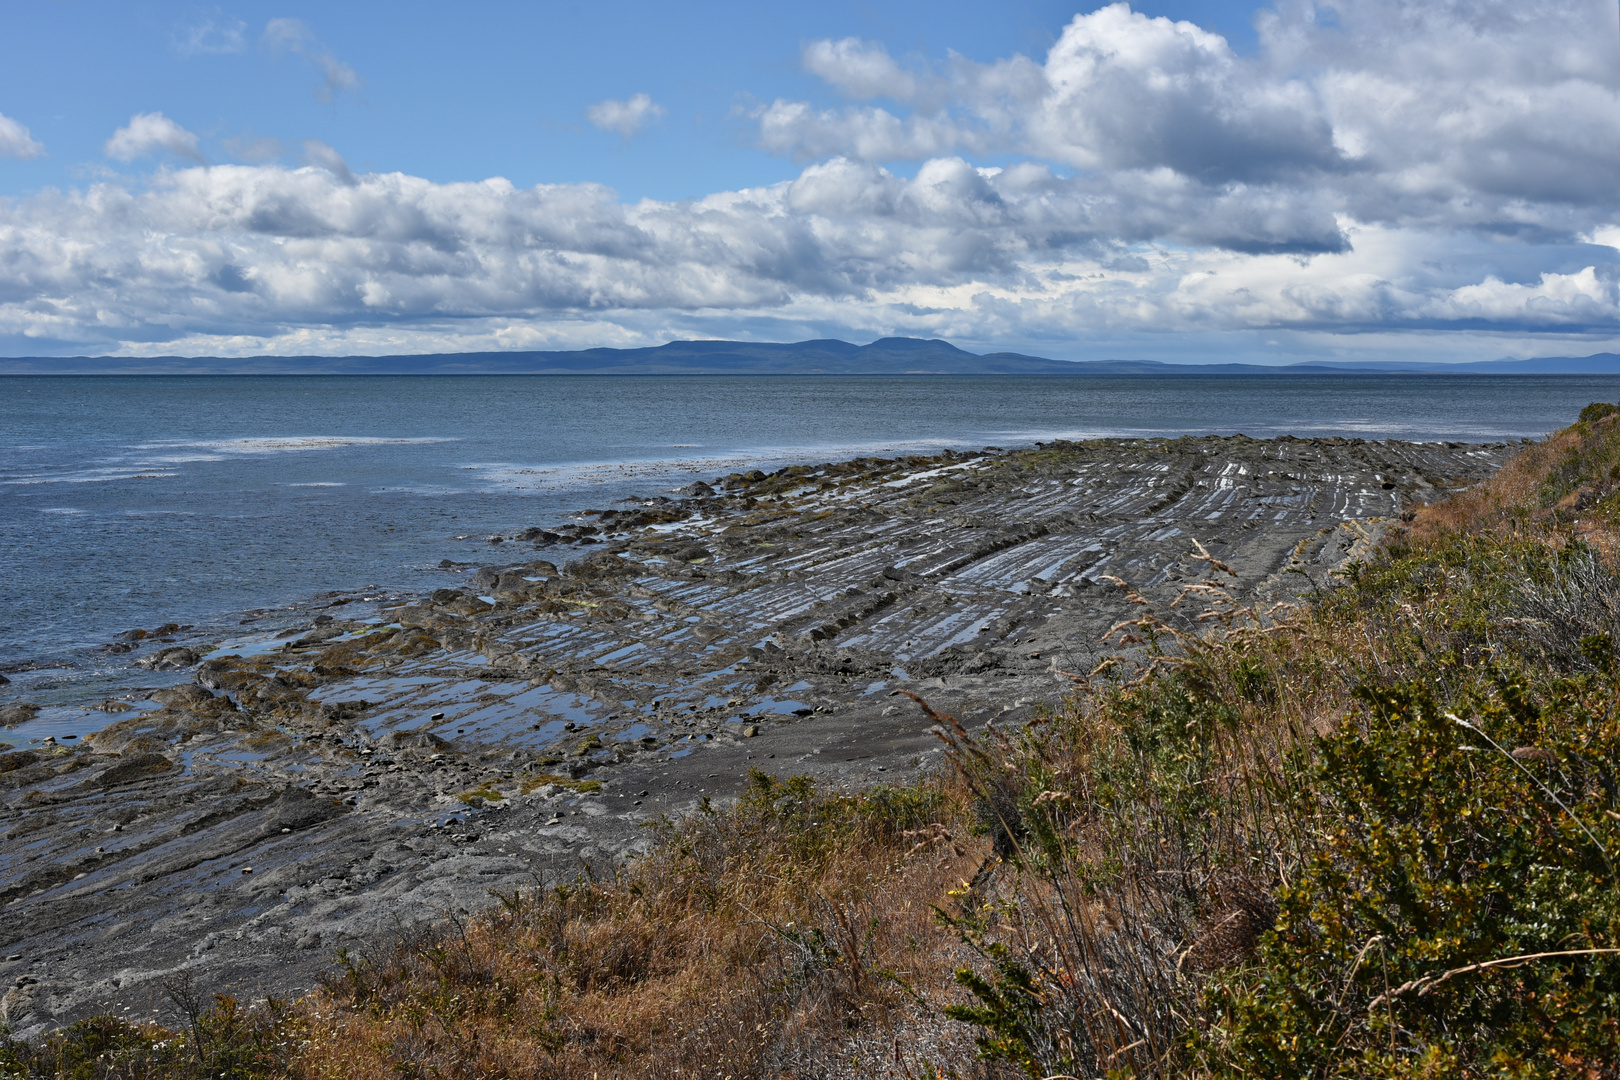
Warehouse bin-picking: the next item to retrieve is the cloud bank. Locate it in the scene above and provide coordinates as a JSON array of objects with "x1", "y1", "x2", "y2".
[{"x1": 3, "y1": 0, "x2": 1619, "y2": 360}]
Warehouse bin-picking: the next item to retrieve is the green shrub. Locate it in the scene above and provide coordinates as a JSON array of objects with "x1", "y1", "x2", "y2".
[
  {"x1": 0, "y1": 994, "x2": 295, "y2": 1080},
  {"x1": 1208, "y1": 676, "x2": 1620, "y2": 1077}
]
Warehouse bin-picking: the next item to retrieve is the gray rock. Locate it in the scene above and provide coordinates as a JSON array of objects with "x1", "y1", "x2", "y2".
[
  {"x1": 87, "y1": 753, "x2": 175, "y2": 788},
  {"x1": 495, "y1": 570, "x2": 533, "y2": 594},
  {"x1": 0, "y1": 703, "x2": 39, "y2": 727},
  {"x1": 380, "y1": 728, "x2": 451, "y2": 753},
  {"x1": 320, "y1": 700, "x2": 372, "y2": 722},
  {"x1": 0, "y1": 979, "x2": 55, "y2": 1030},
  {"x1": 264, "y1": 785, "x2": 347, "y2": 834},
  {"x1": 0, "y1": 750, "x2": 40, "y2": 774},
  {"x1": 136, "y1": 647, "x2": 199, "y2": 671},
  {"x1": 150, "y1": 684, "x2": 216, "y2": 707}
]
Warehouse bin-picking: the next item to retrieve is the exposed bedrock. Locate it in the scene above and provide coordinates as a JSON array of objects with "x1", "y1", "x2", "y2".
[{"x1": 0, "y1": 434, "x2": 1513, "y2": 1034}]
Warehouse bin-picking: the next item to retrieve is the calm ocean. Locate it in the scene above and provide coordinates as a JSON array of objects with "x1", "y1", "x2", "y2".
[{"x1": 2, "y1": 373, "x2": 1615, "y2": 695}]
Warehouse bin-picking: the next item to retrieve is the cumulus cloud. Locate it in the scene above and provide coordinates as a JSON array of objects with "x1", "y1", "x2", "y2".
[
  {"x1": 5, "y1": 1, "x2": 1620, "y2": 359},
  {"x1": 765, "y1": 1, "x2": 1620, "y2": 240},
  {"x1": 586, "y1": 93, "x2": 667, "y2": 139},
  {"x1": 0, "y1": 112, "x2": 44, "y2": 159},
  {"x1": 263, "y1": 18, "x2": 361, "y2": 101},
  {"x1": 801, "y1": 38, "x2": 940, "y2": 104},
  {"x1": 2, "y1": 156, "x2": 1614, "y2": 358},
  {"x1": 104, "y1": 113, "x2": 204, "y2": 163}
]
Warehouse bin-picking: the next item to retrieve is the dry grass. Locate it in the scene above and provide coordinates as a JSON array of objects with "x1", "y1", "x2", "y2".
[
  {"x1": 1408, "y1": 410, "x2": 1620, "y2": 543},
  {"x1": 290, "y1": 774, "x2": 1006, "y2": 1080}
]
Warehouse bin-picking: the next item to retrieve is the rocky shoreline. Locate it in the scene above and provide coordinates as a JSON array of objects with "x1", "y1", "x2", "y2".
[{"x1": 0, "y1": 434, "x2": 1515, "y2": 1035}]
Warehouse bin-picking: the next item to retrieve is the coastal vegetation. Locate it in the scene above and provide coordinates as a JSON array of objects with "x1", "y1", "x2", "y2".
[{"x1": 6, "y1": 407, "x2": 1620, "y2": 1078}]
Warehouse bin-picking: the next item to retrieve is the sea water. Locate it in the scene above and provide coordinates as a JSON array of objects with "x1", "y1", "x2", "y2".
[{"x1": 2, "y1": 373, "x2": 1615, "y2": 685}]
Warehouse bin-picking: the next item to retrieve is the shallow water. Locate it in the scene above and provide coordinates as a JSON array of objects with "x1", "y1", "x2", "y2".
[{"x1": 1, "y1": 372, "x2": 1615, "y2": 684}]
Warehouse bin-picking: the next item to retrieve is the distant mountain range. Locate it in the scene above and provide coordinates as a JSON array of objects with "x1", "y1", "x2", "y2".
[{"x1": 5, "y1": 337, "x2": 1620, "y2": 375}]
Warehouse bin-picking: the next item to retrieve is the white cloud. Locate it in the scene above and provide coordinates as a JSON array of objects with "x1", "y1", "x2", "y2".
[
  {"x1": 0, "y1": 112, "x2": 44, "y2": 159},
  {"x1": 1422, "y1": 267, "x2": 1616, "y2": 324},
  {"x1": 300, "y1": 140, "x2": 353, "y2": 184},
  {"x1": 1587, "y1": 226, "x2": 1620, "y2": 251},
  {"x1": 173, "y1": 15, "x2": 247, "y2": 55},
  {"x1": 586, "y1": 93, "x2": 667, "y2": 139},
  {"x1": 802, "y1": 38, "x2": 935, "y2": 104},
  {"x1": 262, "y1": 18, "x2": 361, "y2": 101},
  {"x1": 756, "y1": 101, "x2": 983, "y2": 163},
  {"x1": 1, "y1": 158, "x2": 1614, "y2": 358},
  {"x1": 103, "y1": 113, "x2": 204, "y2": 163},
  {"x1": 5, "y1": 1, "x2": 1620, "y2": 360},
  {"x1": 764, "y1": 1, "x2": 1620, "y2": 241}
]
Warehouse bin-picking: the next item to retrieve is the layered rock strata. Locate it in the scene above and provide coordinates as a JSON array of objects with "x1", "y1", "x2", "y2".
[{"x1": 0, "y1": 435, "x2": 1513, "y2": 1033}]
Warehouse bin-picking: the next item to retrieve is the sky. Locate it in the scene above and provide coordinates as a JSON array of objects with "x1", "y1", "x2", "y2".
[{"x1": 1, "y1": 0, "x2": 1618, "y2": 363}]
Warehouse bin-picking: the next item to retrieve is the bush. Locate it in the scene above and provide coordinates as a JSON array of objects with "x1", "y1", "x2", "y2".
[
  {"x1": 1209, "y1": 677, "x2": 1620, "y2": 1077},
  {"x1": 0, "y1": 992, "x2": 296, "y2": 1080},
  {"x1": 934, "y1": 413, "x2": 1620, "y2": 1078}
]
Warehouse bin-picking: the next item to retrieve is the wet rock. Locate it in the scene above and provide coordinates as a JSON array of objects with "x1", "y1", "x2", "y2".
[
  {"x1": 263, "y1": 785, "x2": 347, "y2": 835},
  {"x1": 495, "y1": 570, "x2": 533, "y2": 594},
  {"x1": 290, "y1": 626, "x2": 345, "y2": 647},
  {"x1": 320, "y1": 700, "x2": 372, "y2": 722},
  {"x1": 1, "y1": 979, "x2": 55, "y2": 1029},
  {"x1": 380, "y1": 728, "x2": 451, "y2": 753},
  {"x1": 564, "y1": 552, "x2": 635, "y2": 579},
  {"x1": 0, "y1": 704, "x2": 40, "y2": 727},
  {"x1": 114, "y1": 735, "x2": 174, "y2": 757},
  {"x1": 0, "y1": 750, "x2": 40, "y2": 774},
  {"x1": 150, "y1": 684, "x2": 216, "y2": 707},
  {"x1": 0, "y1": 673, "x2": 8, "y2": 684},
  {"x1": 136, "y1": 647, "x2": 199, "y2": 671},
  {"x1": 86, "y1": 753, "x2": 175, "y2": 788},
  {"x1": 678, "y1": 481, "x2": 715, "y2": 497}
]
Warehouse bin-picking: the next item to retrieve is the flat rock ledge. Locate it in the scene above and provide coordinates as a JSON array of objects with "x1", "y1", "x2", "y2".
[{"x1": 0, "y1": 434, "x2": 1513, "y2": 1035}]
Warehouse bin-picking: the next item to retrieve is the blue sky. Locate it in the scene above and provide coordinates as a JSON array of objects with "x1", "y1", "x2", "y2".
[
  {"x1": 0, "y1": 0, "x2": 1261, "y2": 199},
  {"x1": 1, "y1": 1, "x2": 1618, "y2": 362}
]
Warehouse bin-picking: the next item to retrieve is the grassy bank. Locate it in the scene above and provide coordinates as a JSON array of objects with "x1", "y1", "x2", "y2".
[{"x1": 8, "y1": 409, "x2": 1620, "y2": 1079}]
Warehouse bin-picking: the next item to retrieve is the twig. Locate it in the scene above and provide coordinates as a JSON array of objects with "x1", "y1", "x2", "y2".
[
  {"x1": 1447, "y1": 712, "x2": 1616, "y2": 878},
  {"x1": 1367, "y1": 948, "x2": 1620, "y2": 1012}
]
